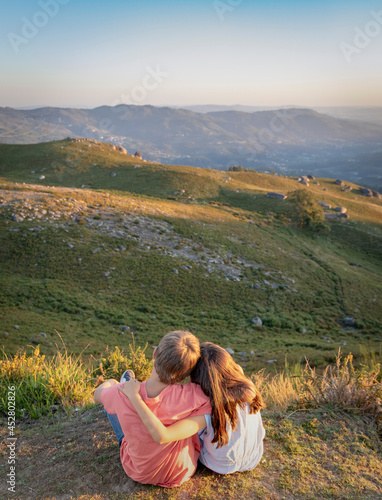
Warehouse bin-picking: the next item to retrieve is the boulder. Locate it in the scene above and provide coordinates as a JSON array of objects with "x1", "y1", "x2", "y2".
[
  {"x1": 111, "y1": 172, "x2": 117, "y2": 177},
  {"x1": 359, "y1": 187, "x2": 373, "y2": 197},
  {"x1": 134, "y1": 151, "x2": 142, "y2": 159},
  {"x1": 335, "y1": 180, "x2": 344, "y2": 186},
  {"x1": 335, "y1": 207, "x2": 347, "y2": 213},
  {"x1": 372, "y1": 191, "x2": 381, "y2": 199},
  {"x1": 39, "y1": 175, "x2": 45, "y2": 180},
  {"x1": 299, "y1": 179, "x2": 309, "y2": 186},
  {"x1": 225, "y1": 348, "x2": 235, "y2": 355},
  {"x1": 318, "y1": 202, "x2": 331, "y2": 209},
  {"x1": 343, "y1": 317, "x2": 355, "y2": 326},
  {"x1": 267, "y1": 192, "x2": 287, "y2": 200},
  {"x1": 116, "y1": 146, "x2": 127, "y2": 154},
  {"x1": 307, "y1": 175, "x2": 315, "y2": 180},
  {"x1": 12, "y1": 214, "x2": 24, "y2": 222},
  {"x1": 252, "y1": 317, "x2": 263, "y2": 326}
]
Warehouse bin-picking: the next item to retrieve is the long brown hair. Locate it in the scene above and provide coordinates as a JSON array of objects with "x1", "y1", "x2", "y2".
[{"x1": 191, "y1": 342, "x2": 265, "y2": 448}]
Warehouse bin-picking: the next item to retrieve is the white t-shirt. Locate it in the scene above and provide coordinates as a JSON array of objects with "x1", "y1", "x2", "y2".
[{"x1": 198, "y1": 404, "x2": 265, "y2": 474}]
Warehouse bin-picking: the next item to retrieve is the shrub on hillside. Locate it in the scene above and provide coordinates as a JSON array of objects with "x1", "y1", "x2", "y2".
[
  {"x1": 0, "y1": 335, "x2": 153, "y2": 419},
  {"x1": 94, "y1": 341, "x2": 153, "y2": 382},
  {"x1": 0, "y1": 345, "x2": 93, "y2": 419},
  {"x1": 301, "y1": 349, "x2": 382, "y2": 423},
  {"x1": 289, "y1": 189, "x2": 329, "y2": 232}
]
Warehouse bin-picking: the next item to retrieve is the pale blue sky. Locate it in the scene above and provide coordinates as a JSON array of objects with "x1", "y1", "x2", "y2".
[{"x1": 1, "y1": 0, "x2": 382, "y2": 108}]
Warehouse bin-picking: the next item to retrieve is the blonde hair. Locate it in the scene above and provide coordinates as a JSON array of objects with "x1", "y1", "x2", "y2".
[{"x1": 154, "y1": 330, "x2": 200, "y2": 384}]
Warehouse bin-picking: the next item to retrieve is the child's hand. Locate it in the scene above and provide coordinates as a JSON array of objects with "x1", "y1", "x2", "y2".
[{"x1": 118, "y1": 378, "x2": 142, "y2": 399}]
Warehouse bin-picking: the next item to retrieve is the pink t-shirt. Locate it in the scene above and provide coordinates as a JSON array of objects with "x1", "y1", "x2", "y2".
[{"x1": 101, "y1": 381, "x2": 211, "y2": 488}]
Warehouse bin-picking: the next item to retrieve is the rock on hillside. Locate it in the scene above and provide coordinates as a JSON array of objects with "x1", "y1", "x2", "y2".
[{"x1": 267, "y1": 192, "x2": 287, "y2": 200}]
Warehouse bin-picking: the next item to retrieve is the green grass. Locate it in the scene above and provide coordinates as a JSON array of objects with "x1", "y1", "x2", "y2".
[
  {"x1": 1, "y1": 139, "x2": 381, "y2": 499},
  {"x1": 0, "y1": 139, "x2": 381, "y2": 372},
  {"x1": 0, "y1": 338, "x2": 152, "y2": 419},
  {"x1": 1, "y1": 347, "x2": 381, "y2": 498}
]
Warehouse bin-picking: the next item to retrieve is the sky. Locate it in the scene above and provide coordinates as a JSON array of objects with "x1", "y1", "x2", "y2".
[{"x1": 1, "y1": 0, "x2": 382, "y2": 109}]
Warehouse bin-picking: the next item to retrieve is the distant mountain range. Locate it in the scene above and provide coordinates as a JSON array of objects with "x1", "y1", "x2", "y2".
[
  {"x1": 0, "y1": 105, "x2": 381, "y2": 189},
  {"x1": 180, "y1": 105, "x2": 382, "y2": 126}
]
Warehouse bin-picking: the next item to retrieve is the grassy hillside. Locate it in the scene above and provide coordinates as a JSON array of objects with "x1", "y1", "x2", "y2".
[
  {"x1": 0, "y1": 139, "x2": 381, "y2": 371},
  {"x1": 1, "y1": 139, "x2": 382, "y2": 499}
]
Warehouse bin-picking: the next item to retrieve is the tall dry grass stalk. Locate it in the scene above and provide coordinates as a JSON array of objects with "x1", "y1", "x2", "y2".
[
  {"x1": 252, "y1": 370, "x2": 302, "y2": 412},
  {"x1": 302, "y1": 349, "x2": 382, "y2": 422}
]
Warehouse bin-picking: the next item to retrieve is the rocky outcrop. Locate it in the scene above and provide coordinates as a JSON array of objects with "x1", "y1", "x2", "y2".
[
  {"x1": 134, "y1": 151, "x2": 142, "y2": 159},
  {"x1": 325, "y1": 213, "x2": 349, "y2": 220},
  {"x1": 267, "y1": 192, "x2": 287, "y2": 200},
  {"x1": 319, "y1": 202, "x2": 331, "y2": 209},
  {"x1": 359, "y1": 187, "x2": 373, "y2": 197}
]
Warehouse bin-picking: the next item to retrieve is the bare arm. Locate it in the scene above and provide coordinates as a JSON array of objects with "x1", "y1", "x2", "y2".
[
  {"x1": 118, "y1": 379, "x2": 207, "y2": 444},
  {"x1": 94, "y1": 378, "x2": 119, "y2": 404}
]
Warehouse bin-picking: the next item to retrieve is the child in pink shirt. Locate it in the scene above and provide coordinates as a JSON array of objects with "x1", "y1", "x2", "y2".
[{"x1": 94, "y1": 331, "x2": 211, "y2": 488}]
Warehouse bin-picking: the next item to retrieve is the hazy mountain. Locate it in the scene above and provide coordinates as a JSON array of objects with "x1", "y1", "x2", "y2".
[
  {"x1": 177, "y1": 104, "x2": 284, "y2": 113},
  {"x1": 0, "y1": 105, "x2": 381, "y2": 189},
  {"x1": 313, "y1": 106, "x2": 382, "y2": 126},
  {"x1": 178, "y1": 105, "x2": 382, "y2": 126}
]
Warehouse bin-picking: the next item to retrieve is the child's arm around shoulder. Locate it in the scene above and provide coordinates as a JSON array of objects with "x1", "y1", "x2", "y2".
[
  {"x1": 94, "y1": 379, "x2": 119, "y2": 404},
  {"x1": 119, "y1": 379, "x2": 206, "y2": 444}
]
